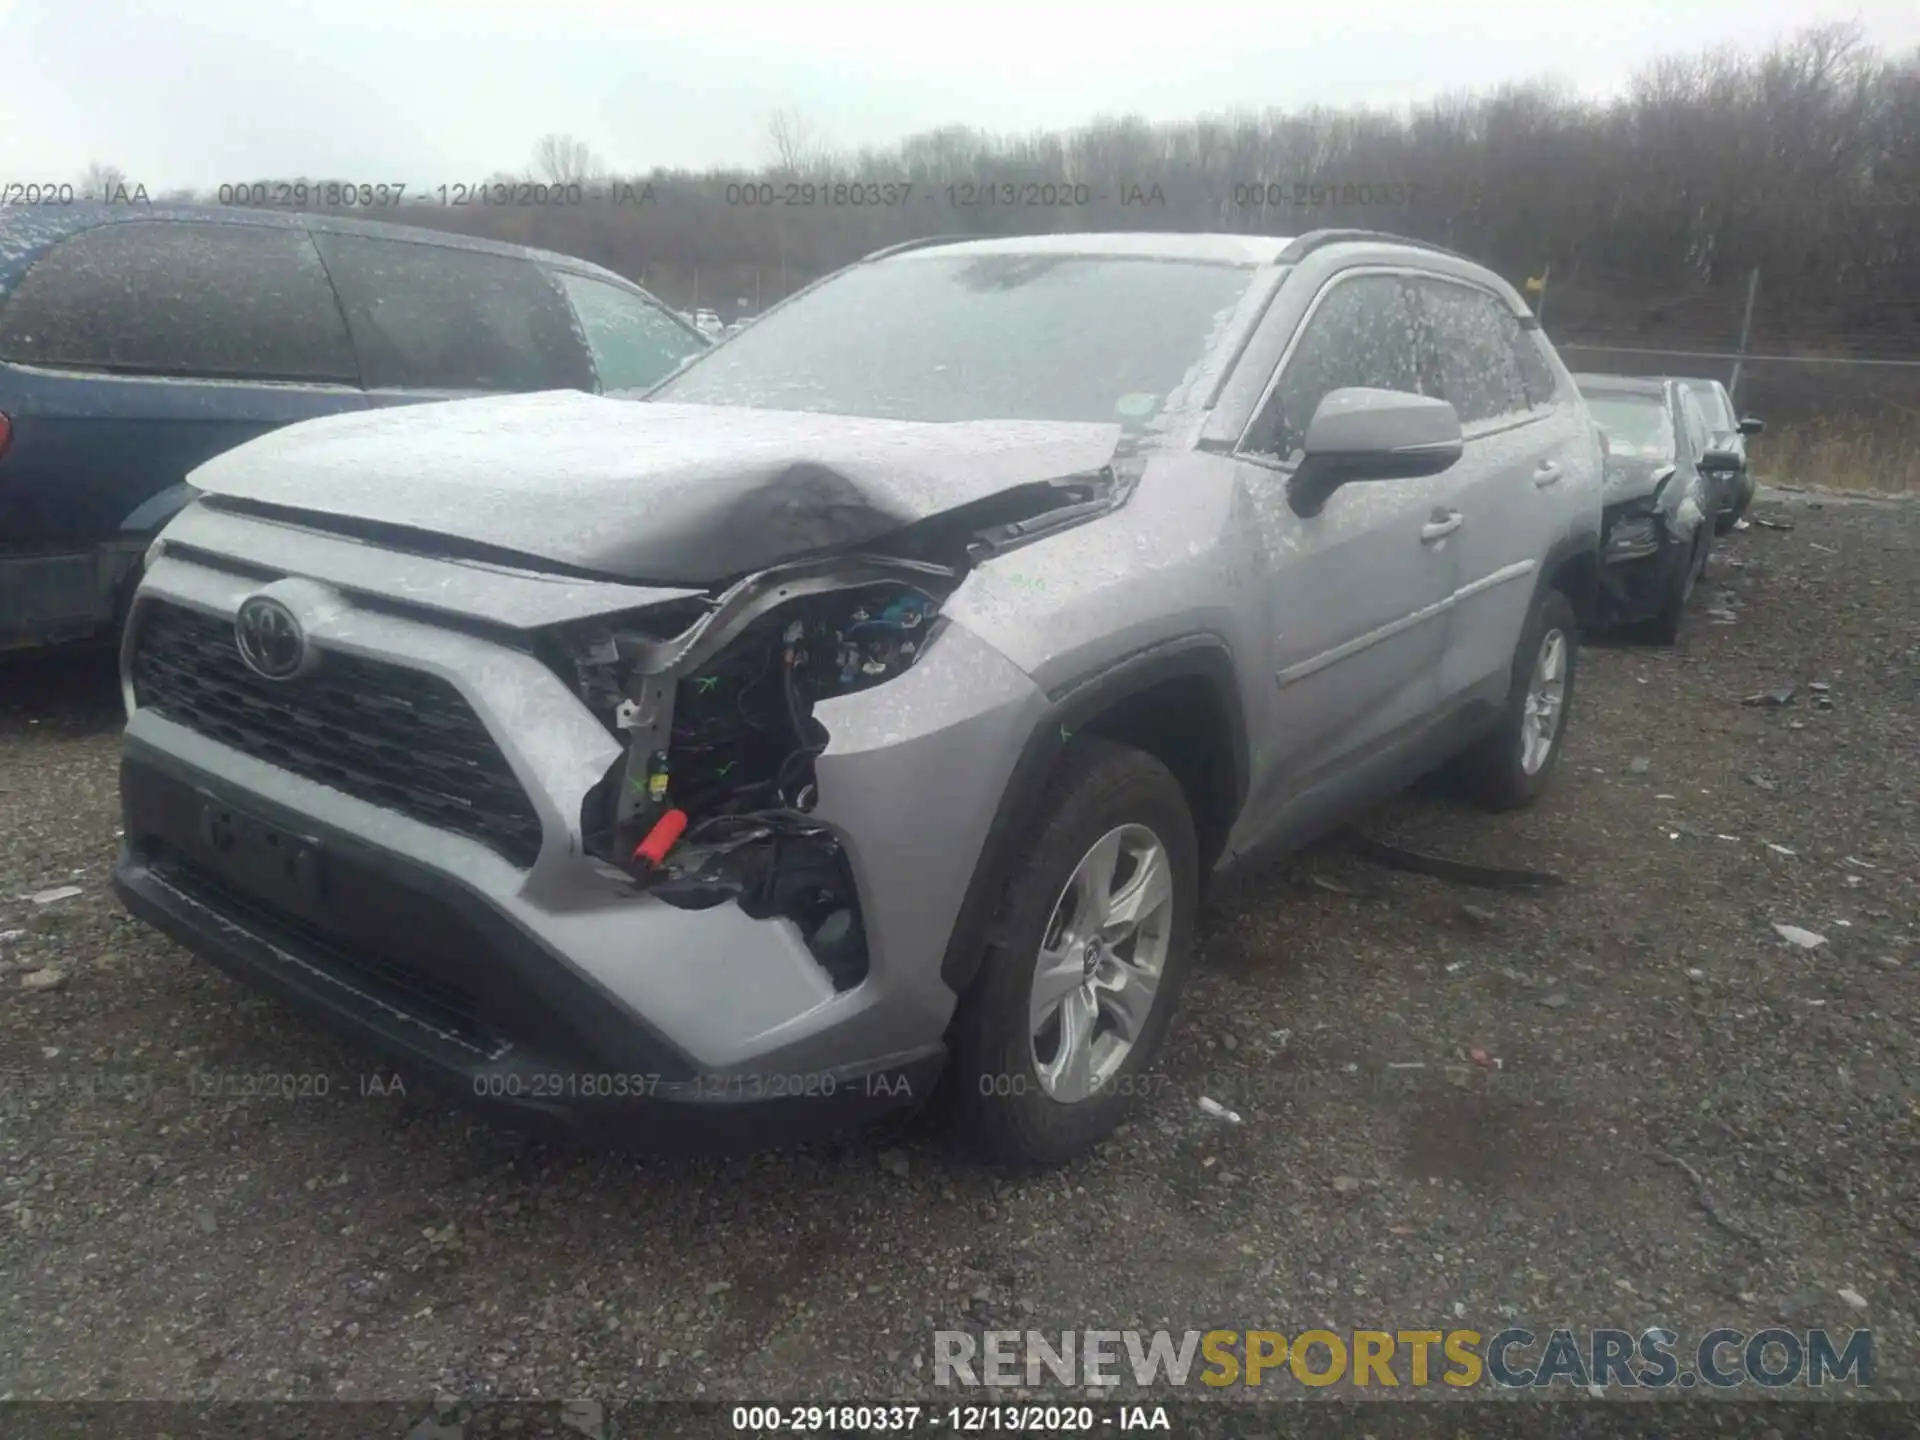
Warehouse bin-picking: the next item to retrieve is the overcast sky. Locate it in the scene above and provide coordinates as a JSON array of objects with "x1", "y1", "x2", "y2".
[{"x1": 3, "y1": 0, "x2": 1916, "y2": 190}]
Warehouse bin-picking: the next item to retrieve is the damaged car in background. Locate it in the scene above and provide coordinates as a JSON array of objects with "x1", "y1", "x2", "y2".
[
  {"x1": 113, "y1": 229, "x2": 1601, "y2": 1166},
  {"x1": 1673, "y1": 375, "x2": 1765, "y2": 534},
  {"x1": 1576, "y1": 373, "x2": 1726, "y2": 644}
]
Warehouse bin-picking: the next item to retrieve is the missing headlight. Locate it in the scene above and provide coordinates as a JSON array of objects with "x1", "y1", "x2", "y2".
[{"x1": 561, "y1": 561, "x2": 956, "y2": 993}]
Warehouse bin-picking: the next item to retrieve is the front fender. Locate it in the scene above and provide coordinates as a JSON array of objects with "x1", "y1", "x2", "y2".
[{"x1": 934, "y1": 634, "x2": 1247, "y2": 995}]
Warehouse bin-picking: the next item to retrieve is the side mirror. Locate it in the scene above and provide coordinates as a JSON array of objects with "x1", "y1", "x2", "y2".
[
  {"x1": 1287, "y1": 388, "x2": 1464, "y2": 518},
  {"x1": 1738, "y1": 416, "x2": 1764, "y2": 436}
]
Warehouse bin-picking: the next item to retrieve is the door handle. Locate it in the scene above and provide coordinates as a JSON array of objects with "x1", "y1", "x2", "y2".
[
  {"x1": 1420, "y1": 509, "x2": 1464, "y2": 543},
  {"x1": 1533, "y1": 461, "x2": 1563, "y2": 487}
]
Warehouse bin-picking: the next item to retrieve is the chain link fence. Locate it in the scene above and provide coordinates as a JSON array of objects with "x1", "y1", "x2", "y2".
[{"x1": 1542, "y1": 266, "x2": 1920, "y2": 494}]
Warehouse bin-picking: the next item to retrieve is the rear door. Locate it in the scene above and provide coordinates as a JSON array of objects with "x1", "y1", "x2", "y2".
[
  {"x1": 307, "y1": 230, "x2": 596, "y2": 408},
  {"x1": 547, "y1": 269, "x2": 707, "y2": 392},
  {"x1": 0, "y1": 217, "x2": 368, "y2": 646},
  {"x1": 1406, "y1": 274, "x2": 1568, "y2": 714},
  {"x1": 1233, "y1": 269, "x2": 1460, "y2": 820}
]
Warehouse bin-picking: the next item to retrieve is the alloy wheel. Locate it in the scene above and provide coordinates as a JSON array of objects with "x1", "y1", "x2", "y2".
[
  {"x1": 1520, "y1": 628, "x2": 1568, "y2": 775},
  {"x1": 1027, "y1": 824, "x2": 1175, "y2": 1103}
]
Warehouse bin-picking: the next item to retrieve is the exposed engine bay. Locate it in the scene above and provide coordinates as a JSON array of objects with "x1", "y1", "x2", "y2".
[
  {"x1": 521, "y1": 457, "x2": 1131, "y2": 991},
  {"x1": 545, "y1": 559, "x2": 960, "y2": 990}
]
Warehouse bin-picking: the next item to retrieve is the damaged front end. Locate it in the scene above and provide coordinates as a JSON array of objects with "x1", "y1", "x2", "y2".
[
  {"x1": 529, "y1": 461, "x2": 1126, "y2": 997},
  {"x1": 1596, "y1": 462, "x2": 1697, "y2": 623},
  {"x1": 543, "y1": 556, "x2": 962, "y2": 992}
]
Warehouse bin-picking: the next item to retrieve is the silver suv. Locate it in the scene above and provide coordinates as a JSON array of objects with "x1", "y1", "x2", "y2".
[{"x1": 113, "y1": 229, "x2": 1602, "y2": 1166}]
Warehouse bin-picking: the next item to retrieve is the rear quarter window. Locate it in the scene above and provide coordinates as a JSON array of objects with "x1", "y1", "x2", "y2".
[
  {"x1": 553, "y1": 271, "x2": 704, "y2": 390},
  {"x1": 311, "y1": 231, "x2": 593, "y2": 392},
  {"x1": 0, "y1": 220, "x2": 358, "y2": 382}
]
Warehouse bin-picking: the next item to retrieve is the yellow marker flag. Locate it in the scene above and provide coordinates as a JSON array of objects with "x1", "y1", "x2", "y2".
[{"x1": 1524, "y1": 273, "x2": 1548, "y2": 294}]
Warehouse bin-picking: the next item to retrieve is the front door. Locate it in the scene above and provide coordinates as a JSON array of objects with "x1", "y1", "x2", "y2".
[{"x1": 1232, "y1": 270, "x2": 1462, "y2": 826}]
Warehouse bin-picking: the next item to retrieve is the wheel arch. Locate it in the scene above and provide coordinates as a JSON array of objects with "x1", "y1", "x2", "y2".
[
  {"x1": 1541, "y1": 525, "x2": 1601, "y2": 629},
  {"x1": 937, "y1": 636, "x2": 1248, "y2": 996}
]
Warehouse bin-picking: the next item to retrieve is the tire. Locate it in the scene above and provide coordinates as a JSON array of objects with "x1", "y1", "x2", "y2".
[
  {"x1": 106, "y1": 557, "x2": 145, "y2": 656},
  {"x1": 1448, "y1": 587, "x2": 1579, "y2": 812},
  {"x1": 1639, "y1": 529, "x2": 1705, "y2": 646},
  {"x1": 1713, "y1": 472, "x2": 1754, "y2": 536},
  {"x1": 947, "y1": 738, "x2": 1199, "y2": 1167}
]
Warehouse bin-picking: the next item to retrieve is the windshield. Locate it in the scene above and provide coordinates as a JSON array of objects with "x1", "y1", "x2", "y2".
[
  {"x1": 1587, "y1": 394, "x2": 1675, "y2": 461},
  {"x1": 650, "y1": 254, "x2": 1255, "y2": 428}
]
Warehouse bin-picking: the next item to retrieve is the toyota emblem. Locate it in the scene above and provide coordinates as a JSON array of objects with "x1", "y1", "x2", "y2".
[{"x1": 234, "y1": 596, "x2": 308, "y2": 680}]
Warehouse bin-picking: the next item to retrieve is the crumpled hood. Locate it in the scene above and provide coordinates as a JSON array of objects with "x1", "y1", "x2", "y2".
[
  {"x1": 186, "y1": 392, "x2": 1123, "y2": 585},
  {"x1": 1602, "y1": 455, "x2": 1675, "y2": 507}
]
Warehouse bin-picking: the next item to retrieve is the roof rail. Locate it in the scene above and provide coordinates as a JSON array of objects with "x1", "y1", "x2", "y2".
[
  {"x1": 857, "y1": 233, "x2": 981, "y2": 263},
  {"x1": 1276, "y1": 228, "x2": 1479, "y2": 267}
]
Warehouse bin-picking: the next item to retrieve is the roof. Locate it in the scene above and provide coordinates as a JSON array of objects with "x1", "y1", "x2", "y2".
[
  {"x1": 1573, "y1": 372, "x2": 1671, "y2": 398},
  {"x1": 890, "y1": 232, "x2": 1298, "y2": 266},
  {"x1": 0, "y1": 201, "x2": 645, "y2": 295}
]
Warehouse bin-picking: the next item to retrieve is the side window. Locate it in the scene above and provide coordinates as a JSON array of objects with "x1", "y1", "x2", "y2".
[
  {"x1": 1680, "y1": 394, "x2": 1709, "y2": 457},
  {"x1": 0, "y1": 220, "x2": 357, "y2": 382},
  {"x1": 1505, "y1": 318, "x2": 1560, "y2": 408},
  {"x1": 554, "y1": 272, "x2": 704, "y2": 391},
  {"x1": 1413, "y1": 278, "x2": 1529, "y2": 425},
  {"x1": 310, "y1": 231, "x2": 594, "y2": 392},
  {"x1": 1242, "y1": 274, "x2": 1421, "y2": 464},
  {"x1": 1696, "y1": 383, "x2": 1735, "y2": 431}
]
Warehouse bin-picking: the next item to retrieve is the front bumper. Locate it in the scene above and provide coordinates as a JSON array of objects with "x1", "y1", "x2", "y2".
[
  {"x1": 1595, "y1": 508, "x2": 1691, "y2": 625},
  {"x1": 114, "y1": 743, "x2": 943, "y2": 1150},
  {"x1": 113, "y1": 524, "x2": 1053, "y2": 1149}
]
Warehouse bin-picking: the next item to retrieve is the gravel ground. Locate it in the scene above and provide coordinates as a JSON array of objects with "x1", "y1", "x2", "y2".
[{"x1": 1, "y1": 489, "x2": 1914, "y2": 1405}]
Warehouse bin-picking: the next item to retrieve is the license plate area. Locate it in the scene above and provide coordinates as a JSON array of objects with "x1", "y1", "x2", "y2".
[{"x1": 196, "y1": 796, "x2": 327, "y2": 910}]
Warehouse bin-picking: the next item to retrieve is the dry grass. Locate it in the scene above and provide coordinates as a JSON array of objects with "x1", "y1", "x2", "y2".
[{"x1": 1751, "y1": 414, "x2": 1920, "y2": 495}]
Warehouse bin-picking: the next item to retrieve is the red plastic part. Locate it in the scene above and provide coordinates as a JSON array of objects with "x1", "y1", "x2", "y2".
[
  {"x1": 0, "y1": 411, "x2": 11, "y2": 459},
  {"x1": 633, "y1": 808, "x2": 688, "y2": 868}
]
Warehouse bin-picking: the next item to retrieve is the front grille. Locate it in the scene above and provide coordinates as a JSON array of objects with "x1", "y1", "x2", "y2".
[{"x1": 131, "y1": 599, "x2": 544, "y2": 867}]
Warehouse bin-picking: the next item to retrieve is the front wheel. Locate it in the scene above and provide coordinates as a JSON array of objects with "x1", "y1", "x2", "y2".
[
  {"x1": 947, "y1": 738, "x2": 1199, "y2": 1167},
  {"x1": 1713, "y1": 471, "x2": 1755, "y2": 536},
  {"x1": 1446, "y1": 587, "x2": 1579, "y2": 811},
  {"x1": 1639, "y1": 529, "x2": 1706, "y2": 646}
]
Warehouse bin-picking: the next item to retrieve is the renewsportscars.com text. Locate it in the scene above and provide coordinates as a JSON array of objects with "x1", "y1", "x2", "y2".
[{"x1": 934, "y1": 1327, "x2": 1873, "y2": 1390}]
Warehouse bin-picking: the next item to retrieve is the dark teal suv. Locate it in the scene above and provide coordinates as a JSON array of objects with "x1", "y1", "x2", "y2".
[{"x1": 0, "y1": 203, "x2": 703, "y2": 654}]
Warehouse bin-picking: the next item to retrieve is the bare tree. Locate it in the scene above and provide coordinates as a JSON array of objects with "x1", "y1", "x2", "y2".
[
  {"x1": 532, "y1": 134, "x2": 601, "y2": 185},
  {"x1": 78, "y1": 161, "x2": 129, "y2": 200},
  {"x1": 349, "y1": 22, "x2": 1914, "y2": 369},
  {"x1": 767, "y1": 108, "x2": 824, "y2": 175}
]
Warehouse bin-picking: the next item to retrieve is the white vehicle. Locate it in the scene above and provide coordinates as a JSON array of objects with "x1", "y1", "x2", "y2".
[{"x1": 692, "y1": 308, "x2": 724, "y2": 339}]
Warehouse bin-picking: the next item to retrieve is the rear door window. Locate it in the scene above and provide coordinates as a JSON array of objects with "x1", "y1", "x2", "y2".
[
  {"x1": 310, "y1": 231, "x2": 593, "y2": 392},
  {"x1": 1243, "y1": 273, "x2": 1423, "y2": 464},
  {"x1": 0, "y1": 220, "x2": 358, "y2": 382},
  {"x1": 553, "y1": 272, "x2": 704, "y2": 391},
  {"x1": 1411, "y1": 278, "x2": 1530, "y2": 426}
]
